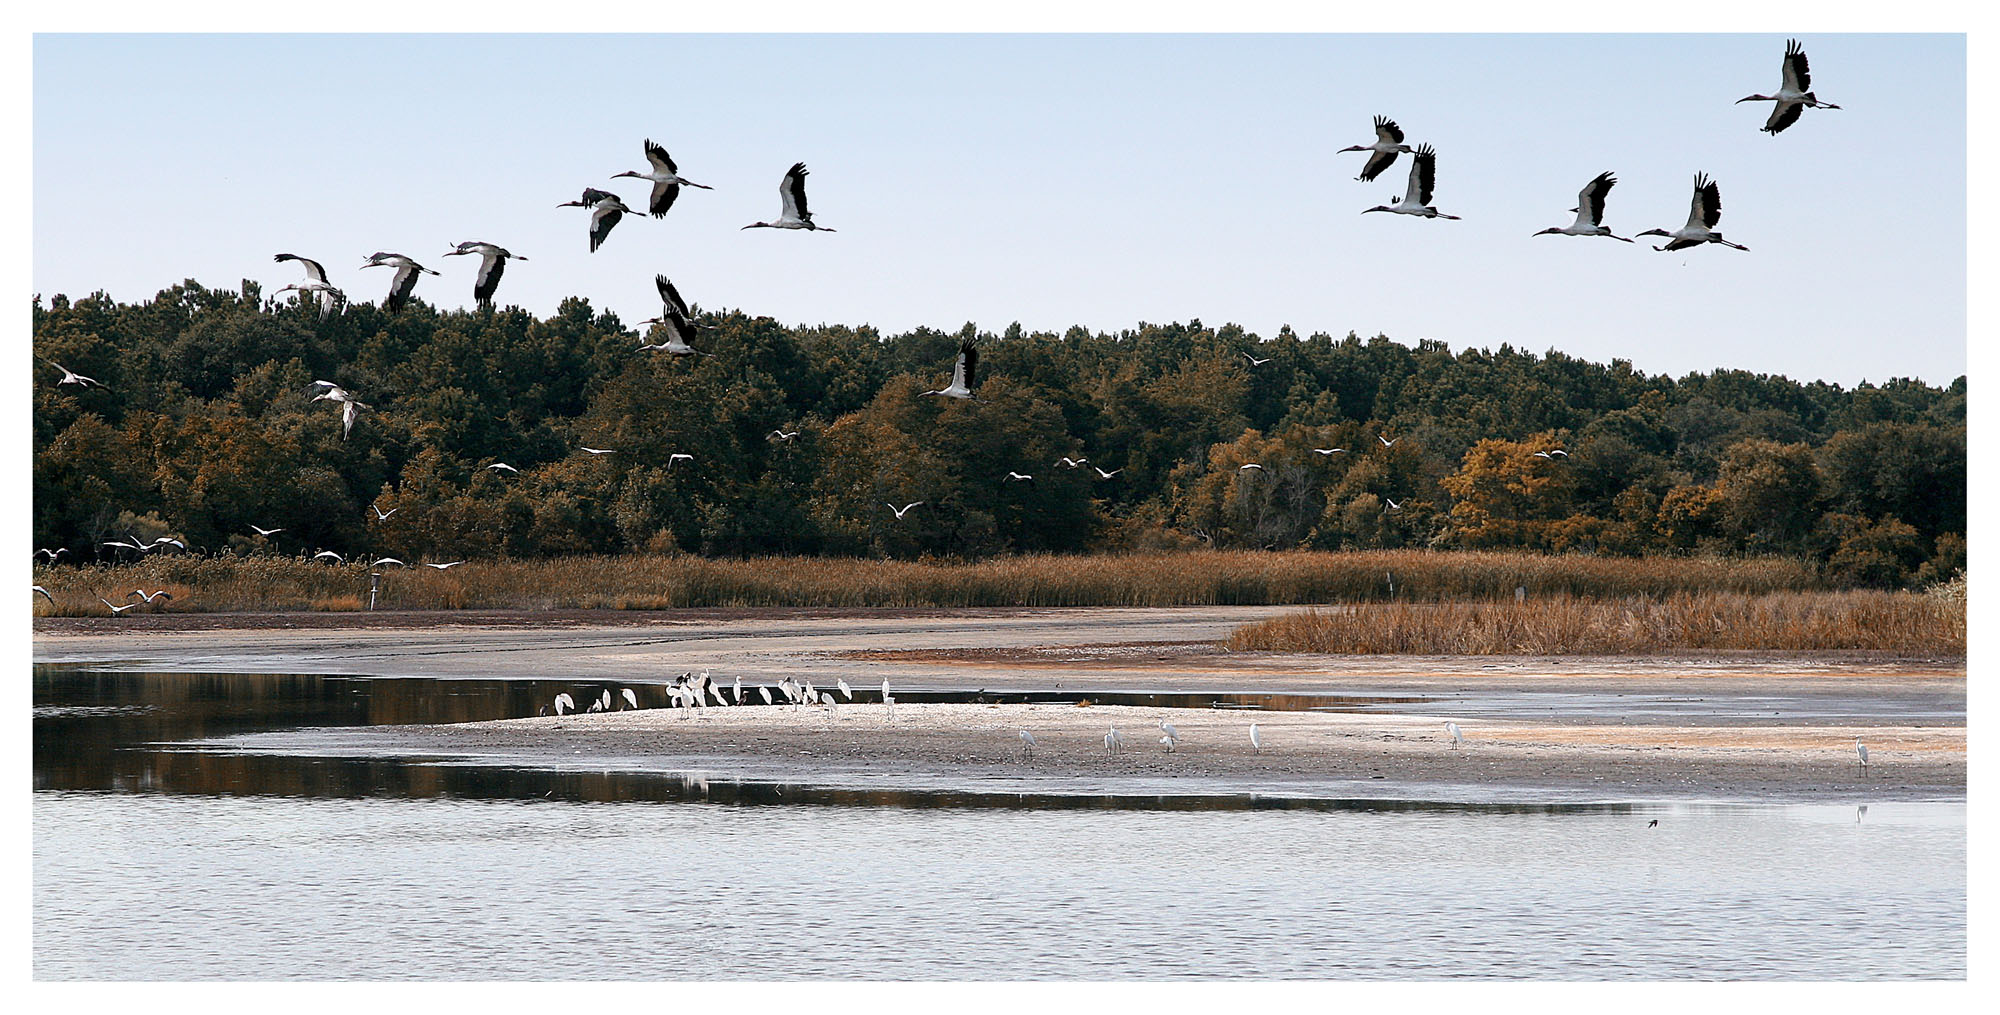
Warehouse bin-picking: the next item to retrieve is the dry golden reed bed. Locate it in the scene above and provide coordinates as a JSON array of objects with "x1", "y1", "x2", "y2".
[
  {"x1": 33, "y1": 549, "x2": 1827, "y2": 615},
  {"x1": 1226, "y1": 591, "x2": 1965, "y2": 656}
]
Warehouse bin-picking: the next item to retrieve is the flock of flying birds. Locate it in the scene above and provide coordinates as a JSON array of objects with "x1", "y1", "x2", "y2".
[
  {"x1": 1349, "y1": 38, "x2": 1838, "y2": 248},
  {"x1": 38, "y1": 39, "x2": 1846, "y2": 614}
]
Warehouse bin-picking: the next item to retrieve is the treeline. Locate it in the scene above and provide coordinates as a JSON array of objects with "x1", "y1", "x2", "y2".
[{"x1": 32, "y1": 280, "x2": 1965, "y2": 587}]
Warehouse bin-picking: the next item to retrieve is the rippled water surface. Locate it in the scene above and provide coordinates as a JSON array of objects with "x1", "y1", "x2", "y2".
[{"x1": 32, "y1": 666, "x2": 1966, "y2": 979}]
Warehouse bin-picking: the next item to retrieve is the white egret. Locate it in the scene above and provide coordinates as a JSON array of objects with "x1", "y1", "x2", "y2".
[
  {"x1": 621, "y1": 688, "x2": 639, "y2": 711},
  {"x1": 424, "y1": 561, "x2": 465, "y2": 570},
  {"x1": 371, "y1": 505, "x2": 398, "y2": 521},
  {"x1": 249, "y1": 525, "x2": 283, "y2": 537},
  {"x1": 553, "y1": 693, "x2": 574, "y2": 716},
  {"x1": 1019, "y1": 729, "x2": 1038, "y2": 761},
  {"x1": 1854, "y1": 736, "x2": 1869, "y2": 773},
  {"x1": 887, "y1": 501, "x2": 924, "y2": 520},
  {"x1": 1446, "y1": 721, "x2": 1465, "y2": 748},
  {"x1": 1094, "y1": 467, "x2": 1122, "y2": 479},
  {"x1": 34, "y1": 585, "x2": 55, "y2": 604},
  {"x1": 97, "y1": 597, "x2": 140, "y2": 615},
  {"x1": 1249, "y1": 722, "x2": 1262, "y2": 752},
  {"x1": 837, "y1": 678, "x2": 853, "y2": 700},
  {"x1": 1105, "y1": 727, "x2": 1126, "y2": 753}
]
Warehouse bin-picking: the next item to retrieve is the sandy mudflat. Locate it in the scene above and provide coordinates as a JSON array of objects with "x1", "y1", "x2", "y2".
[{"x1": 36, "y1": 607, "x2": 1964, "y2": 802}]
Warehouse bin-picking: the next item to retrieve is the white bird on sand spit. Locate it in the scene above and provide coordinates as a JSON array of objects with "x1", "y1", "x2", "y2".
[
  {"x1": 1106, "y1": 727, "x2": 1126, "y2": 753},
  {"x1": 1019, "y1": 729, "x2": 1038, "y2": 761},
  {"x1": 1446, "y1": 721, "x2": 1465, "y2": 748},
  {"x1": 1249, "y1": 722, "x2": 1262, "y2": 752},
  {"x1": 1159, "y1": 721, "x2": 1180, "y2": 752},
  {"x1": 1854, "y1": 736, "x2": 1869, "y2": 774}
]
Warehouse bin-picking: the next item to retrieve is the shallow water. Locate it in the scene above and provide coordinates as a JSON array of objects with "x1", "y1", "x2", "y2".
[{"x1": 32, "y1": 666, "x2": 1967, "y2": 979}]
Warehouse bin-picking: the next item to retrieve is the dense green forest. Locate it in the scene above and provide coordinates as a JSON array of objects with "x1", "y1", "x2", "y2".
[{"x1": 32, "y1": 280, "x2": 1965, "y2": 588}]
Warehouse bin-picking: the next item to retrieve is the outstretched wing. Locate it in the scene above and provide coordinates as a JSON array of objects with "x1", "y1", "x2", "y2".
[
  {"x1": 473, "y1": 252, "x2": 506, "y2": 304},
  {"x1": 589, "y1": 204, "x2": 624, "y2": 252},
  {"x1": 644, "y1": 138, "x2": 678, "y2": 174},
  {"x1": 1411, "y1": 145, "x2": 1437, "y2": 206},
  {"x1": 1763, "y1": 100, "x2": 1804, "y2": 135},
  {"x1": 1372, "y1": 115, "x2": 1405, "y2": 145},
  {"x1": 274, "y1": 252, "x2": 329, "y2": 284},
  {"x1": 957, "y1": 341, "x2": 978, "y2": 392},
  {"x1": 655, "y1": 275, "x2": 690, "y2": 319},
  {"x1": 782, "y1": 163, "x2": 810, "y2": 221},
  {"x1": 1357, "y1": 148, "x2": 1399, "y2": 182},
  {"x1": 1580, "y1": 172, "x2": 1615, "y2": 227},
  {"x1": 650, "y1": 180, "x2": 680, "y2": 217},
  {"x1": 1782, "y1": 38, "x2": 1811, "y2": 93}
]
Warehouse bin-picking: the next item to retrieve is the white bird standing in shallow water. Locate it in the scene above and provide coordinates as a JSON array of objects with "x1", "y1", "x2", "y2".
[
  {"x1": 1534, "y1": 172, "x2": 1634, "y2": 242},
  {"x1": 881, "y1": 678, "x2": 895, "y2": 720},
  {"x1": 1159, "y1": 721, "x2": 1180, "y2": 752},
  {"x1": 743, "y1": 163, "x2": 834, "y2": 231},
  {"x1": 1854, "y1": 736, "x2": 1869, "y2": 773},
  {"x1": 442, "y1": 241, "x2": 527, "y2": 306},
  {"x1": 613, "y1": 139, "x2": 713, "y2": 217},
  {"x1": 1105, "y1": 727, "x2": 1126, "y2": 753},
  {"x1": 1737, "y1": 38, "x2": 1842, "y2": 135},
  {"x1": 1446, "y1": 721, "x2": 1465, "y2": 748},
  {"x1": 1018, "y1": 729, "x2": 1039, "y2": 761},
  {"x1": 361, "y1": 252, "x2": 440, "y2": 313},
  {"x1": 1637, "y1": 174, "x2": 1749, "y2": 252},
  {"x1": 1339, "y1": 115, "x2": 1415, "y2": 182},
  {"x1": 1249, "y1": 722, "x2": 1262, "y2": 752},
  {"x1": 1362, "y1": 144, "x2": 1461, "y2": 220}
]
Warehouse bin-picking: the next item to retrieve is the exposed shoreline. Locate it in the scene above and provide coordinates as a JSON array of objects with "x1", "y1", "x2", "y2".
[{"x1": 35, "y1": 607, "x2": 1965, "y2": 804}]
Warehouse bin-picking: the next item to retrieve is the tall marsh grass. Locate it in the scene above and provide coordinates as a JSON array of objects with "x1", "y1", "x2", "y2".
[
  {"x1": 1226, "y1": 591, "x2": 1965, "y2": 656},
  {"x1": 32, "y1": 549, "x2": 1826, "y2": 616}
]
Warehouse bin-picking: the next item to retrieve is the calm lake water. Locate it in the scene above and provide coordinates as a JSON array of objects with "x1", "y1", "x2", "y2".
[{"x1": 33, "y1": 666, "x2": 1966, "y2": 980}]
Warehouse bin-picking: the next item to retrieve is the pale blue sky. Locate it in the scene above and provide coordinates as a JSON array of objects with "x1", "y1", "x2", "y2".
[{"x1": 33, "y1": 33, "x2": 1966, "y2": 385}]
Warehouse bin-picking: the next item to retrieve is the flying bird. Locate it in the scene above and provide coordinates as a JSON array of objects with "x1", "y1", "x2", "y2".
[
  {"x1": 127, "y1": 588, "x2": 174, "y2": 605},
  {"x1": 48, "y1": 361, "x2": 103, "y2": 389},
  {"x1": 887, "y1": 501, "x2": 924, "y2": 520},
  {"x1": 1313, "y1": 447, "x2": 1346, "y2": 455},
  {"x1": 922, "y1": 342, "x2": 979, "y2": 400},
  {"x1": 1057, "y1": 457, "x2": 1089, "y2": 468},
  {"x1": 97, "y1": 597, "x2": 140, "y2": 616},
  {"x1": 1094, "y1": 467, "x2": 1122, "y2": 479},
  {"x1": 1637, "y1": 173, "x2": 1749, "y2": 252},
  {"x1": 424, "y1": 561, "x2": 465, "y2": 570},
  {"x1": 1238, "y1": 463, "x2": 1264, "y2": 472},
  {"x1": 743, "y1": 162, "x2": 834, "y2": 231},
  {"x1": 1339, "y1": 115, "x2": 1415, "y2": 182},
  {"x1": 1535, "y1": 172, "x2": 1634, "y2": 242},
  {"x1": 1385, "y1": 497, "x2": 1404, "y2": 511},
  {"x1": 272, "y1": 253, "x2": 345, "y2": 319},
  {"x1": 613, "y1": 139, "x2": 713, "y2": 217},
  {"x1": 668, "y1": 453, "x2": 694, "y2": 469},
  {"x1": 371, "y1": 505, "x2": 398, "y2": 521},
  {"x1": 1003, "y1": 472, "x2": 1034, "y2": 484},
  {"x1": 1363, "y1": 144, "x2": 1460, "y2": 219},
  {"x1": 35, "y1": 547, "x2": 69, "y2": 562},
  {"x1": 34, "y1": 585, "x2": 55, "y2": 604},
  {"x1": 442, "y1": 241, "x2": 527, "y2": 306},
  {"x1": 1738, "y1": 39, "x2": 1842, "y2": 135},
  {"x1": 769, "y1": 430, "x2": 800, "y2": 442},
  {"x1": 1243, "y1": 353, "x2": 1272, "y2": 367},
  {"x1": 1378, "y1": 435, "x2": 1400, "y2": 447},
  {"x1": 558, "y1": 187, "x2": 638, "y2": 252},
  {"x1": 360, "y1": 252, "x2": 439, "y2": 313},
  {"x1": 580, "y1": 447, "x2": 615, "y2": 455},
  {"x1": 313, "y1": 550, "x2": 344, "y2": 563},
  {"x1": 249, "y1": 525, "x2": 284, "y2": 537},
  {"x1": 637, "y1": 276, "x2": 700, "y2": 355}
]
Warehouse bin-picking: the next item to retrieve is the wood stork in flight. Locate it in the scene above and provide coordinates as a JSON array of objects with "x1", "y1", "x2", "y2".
[
  {"x1": 272, "y1": 253, "x2": 345, "y2": 319},
  {"x1": 743, "y1": 163, "x2": 834, "y2": 231},
  {"x1": 1534, "y1": 172, "x2": 1634, "y2": 242},
  {"x1": 613, "y1": 139, "x2": 713, "y2": 217},
  {"x1": 1339, "y1": 116, "x2": 1415, "y2": 182},
  {"x1": 442, "y1": 242, "x2": 526, "y2": 306},
  {"x1": 1363, "y1": 144, "x2": 1460, "y2": 220},
  {"x1": 922, "y1": 342, "x2": 978, "y2": 400},
  {"x1": 311, "y1": 381, "x2": 370, "y2": 439},
  {"x1": 361, "y1": 252, "x2": 439, "y2": 313},
  {"x1": 1738, "y1": 39, "x2": 1841, "y2": 135},
  {"x1": 638, "y1": 276, "x2": 700, "y2": 355},
  {"x1": 47, "y1": 360, "x2": 103, "y2": 389},
  {"x1": 1637, "y1": 174, "x2": 1749, "y2": 252},
  {"x1": 558, "y1": 188, "x2": 638, "y2": 252}
]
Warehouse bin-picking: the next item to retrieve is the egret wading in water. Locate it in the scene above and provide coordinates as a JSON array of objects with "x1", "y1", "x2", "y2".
[
  {"x1": 1737, "y1": 39, "x2": 1842, "y2": 135},
  {"x1": 1854, "y1": 736, "x2": 1869, "y2": 774},
  {"x1": 1018, "y1": 729, "x2": 1039, "y2": 761},
  {"x1": 881, "y1": 678, "x2": 896, "y2": 720},
  {"x1": 743, "y1": 163, "x2": 834, "y2": 231},
  {"x1": 1362, "y1": 144, "x2": 1460, "y2": 220},
  {"x1": 1159, "y1": 721, "x2": 1180, "y2": 753},
  {"x1": 1105, "y1": 727, "x2": 1126, "y2": 754},
  {"x1": 1446, "y1": 721, "x2": 1465, "y2": 748},
  {"x1": 1249, "y1": 722, "x2": 1262, "y2": 753},
  {"x1": 613, "y1": 139, "x2": 714, "y2": 217}
]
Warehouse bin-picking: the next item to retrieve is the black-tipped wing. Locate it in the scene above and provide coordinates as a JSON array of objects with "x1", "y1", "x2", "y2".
[
  {"x1": 1581, "y1": 172, "x2": 1616, "y2": 226},
  {"x1": 957, "y1": 342, "x2": 978, "y2": 393},
  {"x1": 1373, "y1": 115, "x2": 1405, "y2": 145},
  {"x1": 1357, "y1": 148, "x2": 1400, "y2": 182},
  {"x1": 1697, "y1": 175, "x2": 1722, "y2": 228},
  {"x1": 384, "y1": 264, "x2": 422, "y2": 312},
  {"x1": 1411, "y1": 144, "x2": 1437, "y2": 206},
  {"x1": 1763, "y1": 100, "x2": 1804, "y2": 135},
  {"x1": 589, "y1": 204, "x2": 624, "y2": 252},
  {"x1": 644, "y1": 139, "x2": 678, "y2": 174},
  {"x1": 782, "y1": 163, "x2": 810, "y2": 221},
  {"x1": 274, "y1": 253, "x2": 329, "y2": 284},
  {"x1": 473, "y1": 253, "x2": 506, "y2": 304},
  {"x1": 649, "y1": 181, "x2": 680, "y2": 217},
  {"x1": 1782, "y1": 38, "x2": 1811, "y2": 93},
  {"x1": 655, "y1": 275, "x2": 690, "y2": 319},
  {"x1": 580, "y1": 187, "x2": 617, "y2": 206}
]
